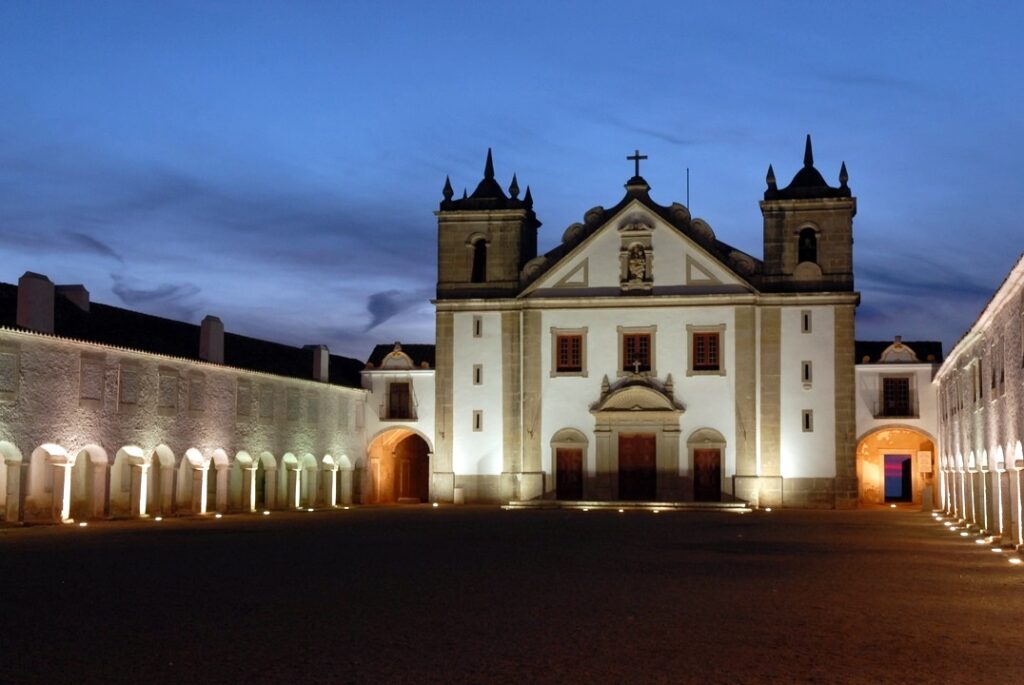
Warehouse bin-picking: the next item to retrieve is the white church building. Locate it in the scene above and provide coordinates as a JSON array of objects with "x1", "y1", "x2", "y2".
[{"x1": 0, "y1": 137, "x2": 974, "y2": 523}]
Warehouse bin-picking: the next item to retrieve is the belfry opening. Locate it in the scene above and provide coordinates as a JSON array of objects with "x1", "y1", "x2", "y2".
[
  {"x1": 856, "y1": 428, "x2": 936, "y2": 507},
  {"x1": 364, "y1": 429, "x2": 431, "y2": 504}
]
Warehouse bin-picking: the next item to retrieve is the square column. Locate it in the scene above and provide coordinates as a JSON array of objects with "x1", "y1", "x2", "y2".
[
  {"x1": 240, "y1": 466, "x2": 258, "y2": 512},
  {"x1": 129, "y1": 463, "x2": 150, "y2": 518}
]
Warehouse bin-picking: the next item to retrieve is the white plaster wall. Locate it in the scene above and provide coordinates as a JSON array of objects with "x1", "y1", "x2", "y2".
[
  {"x1": 362, "y1": 370, "x2": 435, "y2": 450},
  {"x1": 779, "y1": 306, "x2": 836, "y2": 477},
  {"x1": 0, "y1": 327, "x2": 366, "y2": 518},
  {"x1": 855, "y1": 364, "x2": 939, "y2": 442},
  {"x1": 451, "y1": 311, "x2": 503, "y2": 475},
  {"x1": 539, "y1": 305, "x2": 738, "y2": 478}
]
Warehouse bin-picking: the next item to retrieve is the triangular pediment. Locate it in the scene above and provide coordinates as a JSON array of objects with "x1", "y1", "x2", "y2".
[{"x1": 521, "y1": 199, "x2": 758, "y2": 297}]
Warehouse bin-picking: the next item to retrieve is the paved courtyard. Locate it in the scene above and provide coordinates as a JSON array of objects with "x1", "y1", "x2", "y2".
[{"x1": 1, "y1": 506, "x2": 1023, "y2": 684}]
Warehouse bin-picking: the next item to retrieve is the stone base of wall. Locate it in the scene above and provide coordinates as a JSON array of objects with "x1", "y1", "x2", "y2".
[
  {"x1": 757, "y1": 476, "x2": 784, "y2": 507},
  {"x1": 833, "y1": 476, "x2": 859, "y2": 509},
  {"x1": 783, "y1": 478, "x2": 836, "y2": 509},
  {"x1": 454, "y1": 475, "x2": 502, "y2": 504},
  {"x1": 431, "y1": 471, "x2": 455, "y2": 503},
  {"x1": 519, "y1": 472, "x2": 545, "y2": 501}
]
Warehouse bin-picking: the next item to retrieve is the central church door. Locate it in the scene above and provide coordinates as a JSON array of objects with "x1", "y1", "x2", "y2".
[
  {"x1": 618, "y1": 433, "x2": 656, "y2": 500},
  {"x1": 556, "y1": 448, "x2": 583, "y2": 500},
  {"x1": 693, "y1": 449, "x2": 721, "y2": 501}
]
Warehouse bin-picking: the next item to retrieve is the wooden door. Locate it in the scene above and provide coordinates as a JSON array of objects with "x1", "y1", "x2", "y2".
[
  {"x1": 693, "y1": 449, "x2": 721, "y2": 502},
  {"x1": 556, "y1": 448, "x2": 583, "y2": 500},
  {"x1": 618, "y1": 433, "x2": 656, "y2": 501}
]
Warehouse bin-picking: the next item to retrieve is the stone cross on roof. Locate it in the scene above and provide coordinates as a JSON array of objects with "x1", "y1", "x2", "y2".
[{"x1": 627, "y1": 149, "x2": 648, "y2": 178}]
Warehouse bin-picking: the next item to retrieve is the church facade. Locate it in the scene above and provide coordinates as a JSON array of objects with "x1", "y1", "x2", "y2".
[{"x1": 423, "y1": 140, "x2": 860, "y2": 508}]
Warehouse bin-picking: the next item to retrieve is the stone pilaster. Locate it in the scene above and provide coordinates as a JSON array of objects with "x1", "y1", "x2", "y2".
[
  {"x1": 520, "y1": 309, "x2": 544, "y2": 500},
  {"x1": 733, "y1": 305, "x2": 758, "y2": 502},
  {"x1": 500, "y1": 311, "x2": 522, "y2": 501},
  {"x1": 432, "y1": 311, "x2": 455, "y2": 502},
  {"x1": 758, "y1": 306, "x2": 782, "y2": 506},
  {"x1": 833, "y1": 303, "x2": 858, "y2": 508}
]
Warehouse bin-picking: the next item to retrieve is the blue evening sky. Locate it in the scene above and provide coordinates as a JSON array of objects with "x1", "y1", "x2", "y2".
[{"x1": 1, "y1": 2, "x2": 1021, "y2": 359}]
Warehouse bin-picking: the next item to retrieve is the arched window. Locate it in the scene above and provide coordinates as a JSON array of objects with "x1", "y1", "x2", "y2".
[
  {"x1": 471, "y1": 239, "x2": 487, "y2": 283},
  {"x1": 798, "y1": 228, "x2": 817, "y2": 264}
]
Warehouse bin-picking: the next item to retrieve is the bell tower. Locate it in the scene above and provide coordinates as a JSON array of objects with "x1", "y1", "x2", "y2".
[
  {"x1": 436, "y1": 149, "x2": 539, "y2": 299},
  {"x1": 760, "y1": 136, "x2": 856, "y2": 292}
]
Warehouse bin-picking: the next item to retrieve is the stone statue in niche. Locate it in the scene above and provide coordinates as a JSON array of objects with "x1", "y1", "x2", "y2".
[{"x1": 627, "y1": 244, "x2": 647, "y2": 281}]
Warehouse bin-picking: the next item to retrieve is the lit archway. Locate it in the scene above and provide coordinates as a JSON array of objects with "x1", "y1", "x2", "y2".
[
  {"x1": 70, "y1": 444, "x2": 109, "y2": 520},
  {"x1": 365, "y1": 428, "x2": 432, "y2": 504},
  {"x1": 856, "y1": 427, "x2": 935, "y2": 506}
]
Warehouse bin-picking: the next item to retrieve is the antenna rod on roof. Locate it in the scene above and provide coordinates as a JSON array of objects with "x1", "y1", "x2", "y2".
[{"x1": 686, "y1": 167, "x2": 690, "y2": 208}]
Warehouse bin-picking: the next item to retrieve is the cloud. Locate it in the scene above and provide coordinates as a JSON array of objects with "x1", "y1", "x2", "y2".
[
  {"x1": 67, "y1": 231, "x2": 123, "y2": 262},
  {"x1": 817, "y1": 71, "x2": 942, "y2": 99},
  {"x1": 110, "y1": 274, "x2": 201, "y2": 321},
  {"x1": 364, "y1": 289, "x2": 431, "y2": 332}
]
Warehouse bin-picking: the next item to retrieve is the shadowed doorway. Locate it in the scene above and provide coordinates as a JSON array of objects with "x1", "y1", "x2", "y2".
[
  {"x1": 884, "y1": 454, "x2": 912, "y2": 503},
  {"x1": 365, "y1": 429, "x2": 431, "y2": 504}
]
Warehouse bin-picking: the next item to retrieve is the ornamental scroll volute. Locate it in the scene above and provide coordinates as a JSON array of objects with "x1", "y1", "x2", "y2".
[{"x1": 618, "y1": 221, "x2": 653, "y2": 292}]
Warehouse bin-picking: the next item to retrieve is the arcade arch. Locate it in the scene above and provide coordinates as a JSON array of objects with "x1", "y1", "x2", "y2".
[
  {"x1": 365, "y1": 428, "x2": 432, "y2": 504},
  {"x1": 856, "y1": 427, "x2": 936, "y2": 506}
]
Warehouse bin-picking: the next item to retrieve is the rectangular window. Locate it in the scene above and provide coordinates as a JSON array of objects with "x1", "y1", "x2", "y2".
[
  {"x1": 692, "y1": 332, "x2": 720, "y2": 371},
  {"x1": 802, "y1": 409, "x2": 814, "y2": 432},
  {"x1": 882, "y1": 377, "x2": 911, "y2": 417},
  {"x1": 556, "y1": 335, "x2": 583, "y2": 373},
  {"x1": 259, "y1": 387, "x2": 274, "y2": 420},
  {"x1": 801, "y1": 310, "x2": 812, "y2": 334},
  {"x1": 118, "y1": 366, "x2": 139, "y2": 406},
  {"x1": 389, "y1": 382, "x2": 412, "y2": 419},
  {"x1": 473, "y1": 410, "x2": 482, "y2": 432},
  {"x1": 801, "y1": 361, "x2": 812, "y2": 385},
  {"x1": 188, "y1": 376, "x2": 205, "y2": 412},
  {"x1": 622, "y1": 333, "x2": 651, "y2": 373},
  {"x1": 287, "y1": 388, "x2": 300, "y2": 421},
  {"x1": 158, "y1": 373, "x2": 178, "y2": 414},
  {"x1": 473, "y1": 364, "x2": 483, "y2": 385},
  {"x1": 236, "y1": 381, "x2": 252, "y2": 418},
  {"x1": 473, "y1": 316, "x2": 482, "y2": 338}
]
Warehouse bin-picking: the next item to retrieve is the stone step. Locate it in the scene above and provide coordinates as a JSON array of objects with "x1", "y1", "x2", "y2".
[{"x1": 503, "y1": 499, "x2": 752, "y2": 513}]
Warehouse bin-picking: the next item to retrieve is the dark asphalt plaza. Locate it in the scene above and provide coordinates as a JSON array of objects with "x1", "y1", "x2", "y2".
[{"x1": 1, "y1": 506, "x2": 1023, "y2": 684}]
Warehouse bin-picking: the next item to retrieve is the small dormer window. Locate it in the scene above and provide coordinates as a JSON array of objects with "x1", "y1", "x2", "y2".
[
  {"x1": 798, "y1": 228, "x2": 817, "y2": 264},
  {"x1": 471, "y1": 238, "x2": 487, "y2": 283}
]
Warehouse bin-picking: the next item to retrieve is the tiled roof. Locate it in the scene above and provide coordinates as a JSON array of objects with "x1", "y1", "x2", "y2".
[{"x1": 0, "y1": 282, "x2": 363, "y2": 388}]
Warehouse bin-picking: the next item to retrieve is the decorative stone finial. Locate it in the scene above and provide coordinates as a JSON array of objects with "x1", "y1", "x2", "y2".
[
  {"x1": 664, "y1": 373, "x2": 674, "y2": 396},
  {"x1": 462, "y1": 188, "x2": 468, "y2": 200},
  {"x1": 766, "y1": 164, "x2": 777, "y2": 191},
  {"x1": 839, "y1": 161, "x2": 848, "y2": 188},
  {"x1": 442, "y1": 176, "x2": 454, "y2": 201},
  {"x1": 484, "y1": 148, "x2": 495, "y2": 180},
  {"x1": 509, "y1": 173, "x2": 520, "y2": 200},
  {"x1": 803, "y1": 134, "x2": 814, "y2": 167},
  {"x1": 600, "y1": 375, "x2": 610, "y2": 397},
  {"x1": 524, "y1": 185, "x2": 533, "y2": 208}
]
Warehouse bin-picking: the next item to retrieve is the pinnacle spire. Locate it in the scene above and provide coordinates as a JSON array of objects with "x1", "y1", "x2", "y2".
[
  {"x1": 766, "y1": 164, "x2": 777, "y2": 190},
  {"x1": 442, "y1": 175, "x2": 454, "y2": 201},
  {"x1": 803, "y1": 134, "x2": 814, "y2": 167},
  {"x1": 524, "y1": 185, "x2": 533, "y2": 208},
  {"x1": 462, "y1": 188, "x2": 468, "y2": 200},
  {"x1": 509, "y1": 173, "x2": 520, "y2": 199},
  {"x1": 839, "y1": 161, "x2": 849, "y2": 188},
  {"x1": 484, "y1": 148, "x2": 494, "y2": 180}
]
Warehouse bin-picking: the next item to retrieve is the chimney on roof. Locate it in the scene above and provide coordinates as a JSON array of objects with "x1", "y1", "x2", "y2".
[
  {"x1": 305, "y1": 345, "x2": 330, "y2": 382},
  {"x1": 16, "y1": 272, "x2": 54, "y2": 334},
  {"x1": 199, "y1": 315, "x2": 224, "y2": 364},
  {"x1": 56, "y1": 284, "x2": 90, "y2": 312}
]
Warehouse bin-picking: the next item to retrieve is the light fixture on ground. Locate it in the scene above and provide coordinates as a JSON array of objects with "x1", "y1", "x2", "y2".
[
  {"x1": 154, "y1": 516, "x2": 162, "y2": 522},
  {"x1": 1010, "y1": 557, "x2": 1022, "y2": 565},
  {"x1": 432, "y1": 502, "x2": 438, "y2": 508},
  {"x1": 262, "y1": 510, "x2": 270, "y2": 516},
  {"x1": 618, "y1": 508, "x2": 624, "y2": 513},
  {"x1": 765, "y1": 507, "x2": 772, "y2": 512},
  {"x1": 78, "y1": 522, "x2": 88, "y2": 527},
  {"x1": 992, "y1": 548, "x2": 1004, "y2": 553},
  {"x1": 214, "y1": 513, "x2": 222, "y2": 519}
]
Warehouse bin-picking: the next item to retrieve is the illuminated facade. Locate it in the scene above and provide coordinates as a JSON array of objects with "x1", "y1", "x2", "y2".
[
  {"x1": 427, "y1": 139, "x2": 863, "y2": 508},
  {"x1": 935, "y1": 254, "x2": 1024, "y2": 545}
]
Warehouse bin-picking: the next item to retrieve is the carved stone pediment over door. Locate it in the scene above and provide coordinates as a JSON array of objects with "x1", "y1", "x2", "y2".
[{"x1": 589, "y1": 375, "x2": 684, "y2": 501}]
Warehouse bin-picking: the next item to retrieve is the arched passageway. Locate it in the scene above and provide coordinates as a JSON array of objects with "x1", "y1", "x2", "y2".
[
  {"x1": 857, "y1": 428, "x2": 936, "y2": 506},
  {"x1": 365, "y1": 429, "x2": 431, "y2": 504}
]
